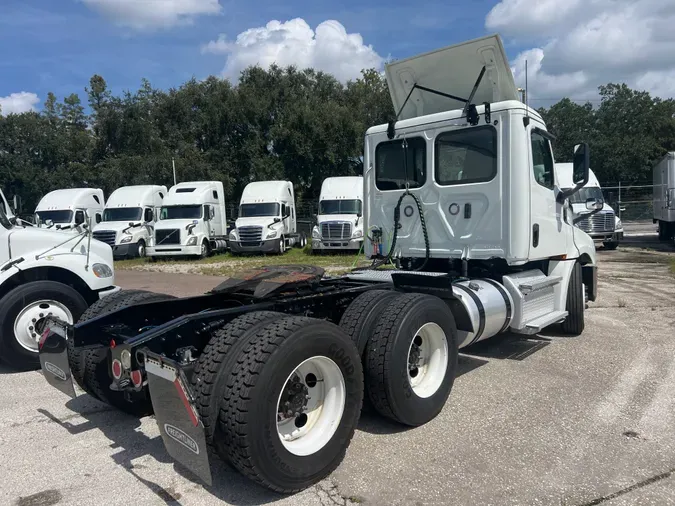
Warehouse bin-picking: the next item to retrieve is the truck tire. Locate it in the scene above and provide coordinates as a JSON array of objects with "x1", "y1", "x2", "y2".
[
  {"x1": 0, "y1": 281, "x2": 88, "y2": 371},
  {"x1": 278, "y1": 236, "x2": 286, "y2": 255},
  {"x1": 339, "y1": 289, "x2": 401, "y2": 356},
  {"x1": 658, "y1": 221, "x2": 667, "y2": 241},
  {"x1": 190, "y1": 311, "x2": 283, "y2": 450},
  {"x1": 217, "y1": 316, "x2": 363, "y2": 493},
  {"x1": 136, "y1": 240, "x2": 146, "y2": 258},
  {"x1": 365, "y1": 293, "x2": 458, "y2": 426},
  {"x1": 68, "y1": 289, "x2": 153, "y2": 394},
  {"x1": 603, "y1": 240, "x2": 618, "y2": 250},
  {"x1": 561, "y1": 262, "x2": 584, "y2": 336},
  {"x1": 81, "y1": 290, "x2": 175, "y2": 416},
  {"x1": 199, "y1": 240, "x2": 210, "y2": 259}
]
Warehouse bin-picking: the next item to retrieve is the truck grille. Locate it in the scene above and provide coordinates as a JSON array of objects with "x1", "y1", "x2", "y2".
[
  {"x1": 155, "y1": 229, "x2": 181, "y2": 245},
  {"x1": 576, "y1": 211, "x2": 615, "y2": 233},
  {"x1": 92, "y1": 230, "x2": 116, "y2": 247},
  {"x1": 238, "y1": 226, "x2": 263, "y2": 246},
  {"x1": 321, "y1": 222, "x2": 352, "y2": 240}
]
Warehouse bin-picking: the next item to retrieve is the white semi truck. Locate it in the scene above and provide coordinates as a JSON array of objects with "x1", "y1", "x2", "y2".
[
  {"x1": 93, "y1": 185, "x2": 167, "y2": 259},
  {"x1": 311, "y1": 176, "x2": 364, "y2": 252},
  {"x1": 0, "y1": 188, "x2": 117, "y2": 370},
  {"x1": 38, "y1": 35, "x2": 600, "y2": 494},
  {"x1": 35, "y1": 188, "x2": 105, "y2": 232},
  {"x1": 229, "y1": 180, "x2": 306, "y2": 254},
  {"x1": 653, "y1": 152, "x2": 675, "y2": 241},
  {"x1": 147, "y1": 181, "x2": 227, "y2": 259},
  {"x1": 557, "y1": 165, "x2": 623, "y2": 249}
]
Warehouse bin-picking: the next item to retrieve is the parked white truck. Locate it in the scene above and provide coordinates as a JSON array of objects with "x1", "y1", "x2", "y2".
[
  {"x1": 93, "y1": 185, "x2": 167, "y2": 259},
  {"x1": 35, "y1": 188, "x2": 104, "y2": 232},
  {"x1": 36, "y1": 35, "x2": 602, "y2": 494},
  {"x1": 653, "y1": 152, "x2": 675, "y2": 241},
  {"x1": 557, "y1": 164, "x2": 623, "y2": 249},
  {"x1": 311, "y1": 176, "x2": 364, "y2": 252},
  {"x1": 229, "y1": 180, "x2": 306, "y2": 254},
  {"x1": 147, "y1": 181, "x2": 227, "y2": 259},
  {"x1": 0, "y1": 188, "x2": 117, "y2": 370}
]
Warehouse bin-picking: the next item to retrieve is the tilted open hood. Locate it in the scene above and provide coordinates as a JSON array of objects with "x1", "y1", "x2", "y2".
[{"x1": 385, "y1": 34, "x2": 519, "y2": 121}]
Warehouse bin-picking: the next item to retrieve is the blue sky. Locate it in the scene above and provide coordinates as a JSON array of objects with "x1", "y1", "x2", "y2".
[{"x1": 1, "y1": 0, "x2": 674, "y2": 114}]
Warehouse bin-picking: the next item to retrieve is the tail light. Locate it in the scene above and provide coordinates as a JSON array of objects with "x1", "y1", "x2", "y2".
[
  {"x1": 111, "y1": 359, "x2": 122, "y2": 379},
  {"x1": 130, "y1": 370, "x2": 143, "y2": 387}
]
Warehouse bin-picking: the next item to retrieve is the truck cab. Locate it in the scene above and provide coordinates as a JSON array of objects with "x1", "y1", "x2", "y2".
[
  {"x1": 0, "y1": 188, "x2": 117, "y2": 370},
  {"x1": 229, "y1": 181, "x2": 305, "y2": 254},
  {"x1": 312, "y1": 176, "x2": 364, "y2": 252},
  {"x1": 93, "y1": 185, "x2": 167, "y2": 259},
  {"x1": 653, "y1": 152, "x2": 675, "y2": 241},
  {"x1": 147, "y1": 181, "x2": 227, "y2": 259},
  {"x1": 557, "y1": 165, "x2": 623, "y2": 249},
  {"x1": 35, "y1": 188, "x2": 104, "y2": 233}
]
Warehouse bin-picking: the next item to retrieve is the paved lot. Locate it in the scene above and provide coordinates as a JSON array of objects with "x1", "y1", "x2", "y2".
[{"x1": 1, "y1": 232, "x2": 674, "y2": 506}]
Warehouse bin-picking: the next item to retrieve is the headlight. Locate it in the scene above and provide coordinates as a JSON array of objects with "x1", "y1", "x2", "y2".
[
  {"x1": 186, "y1": 236, "x2": 198, "y2": 246},
  {"x1": 312, "y1": 227, "x2": 321, "y2": 239},
  {"x1": 352, "y1": 229, "x2": 363, "y2": 239},
  {"x1": 229, "y1": 230, "x2": 237, "y2": 240},
  {"x1": 266, "y1": 230, "x2": 277, "y2": 239},
  {"x1": 92, "y1": 263, "x2": 113, "y2": 278},
  {"x1": 616, "y1": 219, "x2": 622, "y2": 229},
  {"x1": 120, "y1": 235, "x2": 133, "y2": 243}
]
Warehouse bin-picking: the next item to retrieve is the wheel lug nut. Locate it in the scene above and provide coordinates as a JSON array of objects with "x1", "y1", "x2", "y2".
[
  {"x1": 29, "y1": 326, "x2": 34, "y2": 331},
  {"x1": 32, "y1": 318, "x2": 37, "y2": 323},
  {"x1": 39, "y1": 313, "x2": 44, "y2": 318}
]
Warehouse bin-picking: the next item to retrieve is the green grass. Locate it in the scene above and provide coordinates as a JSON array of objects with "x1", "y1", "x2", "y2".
[
  {"x1": 670, "y1": 258, "x2": 675, "y2": 275},
  {"x1": 115, "y1": 246, "x2": 372, "y2": 277}
]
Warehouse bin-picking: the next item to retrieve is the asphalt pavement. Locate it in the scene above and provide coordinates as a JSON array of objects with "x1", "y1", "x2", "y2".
[{"x1": 1, "y1": 229, "x2": 674, "y2": 506}]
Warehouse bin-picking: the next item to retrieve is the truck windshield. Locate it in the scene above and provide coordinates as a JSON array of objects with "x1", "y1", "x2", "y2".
[
  {"x1": 319, "y1": 199, "x2": 362, "y2": 215},
  {"x1": 239, "y1": 203, "x2": 280, "y2": 217},
  {"x1": 103, "y1": 207, "x2": 142, "y2": 222},
  {"x1": 568, "y1": 187, "x2": 605, "y2": 204},
  {"x1": 160, "y1": 205, "x2": 202, "y2": 220},
  {"x1": 36, "y1": 210, "x2": 73, "y2": 224}
]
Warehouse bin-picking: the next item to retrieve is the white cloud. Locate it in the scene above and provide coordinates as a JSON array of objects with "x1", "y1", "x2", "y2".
[
  {"x1": 81, "y1": 0, "x2": 222, "y2": 30},
  {"x1": 0, "y1": 92, "x2": 40, "y2": 115},
  {"x1": 486, "y1": 0, "x2": 675, "y2": 101},
  {"x1": 203, "y1": 18, "x2": 384, "y2": 82}
]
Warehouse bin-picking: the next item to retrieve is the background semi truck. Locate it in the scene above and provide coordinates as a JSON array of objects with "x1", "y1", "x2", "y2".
[
  {"x1": 229, "y1": 180, "x2": 306, "y2": 254},
  {"x1": 557, "y1": 164, "x2": 623, "y2": 249},
  {"x1": 35, "y1": 188, "x2": 104, "y2": 231},
  {"x1": 38, "y1": 34, "x2": 599, "y2": 495},
  {"x1": 0, "y1": 188, "x2": 117, "y2": 369},
  {"x1": 653, "y1": 152, "x2": 675, "y2": 241},
  {"x1": 93, "y1": 185, "x2": 167, "y2": 259},
  {"x1": 312, "y1": 176, "x2": 364, "y2": 252},
  {"x1": 147, "y1": 181, "x2": 228, "y2": 259}
]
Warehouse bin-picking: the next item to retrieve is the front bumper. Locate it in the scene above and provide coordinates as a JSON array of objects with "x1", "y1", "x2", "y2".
[
  {"x1": 148, "y1": 245, "x2": 202, "y2": 256},
  {"x1": 98, "y1": 285, "x2": 121, "y2": 299},
  {"x1": 112, "y1": 241, "x2": 139, "y2": 258},
  {"x1": 312, "y1": 238, "x2": 363, "y2": 251},
  {"x1": 589, "y1": 230, "x2": 623, "y2": 242},
  {"x1": 230, "y1": 239, "x2": 279, "y2": 254}
]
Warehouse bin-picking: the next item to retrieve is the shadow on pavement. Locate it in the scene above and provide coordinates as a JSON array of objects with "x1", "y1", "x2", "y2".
[{"x1": 38, "y1": 394, "x2": 284, "y2": 506}]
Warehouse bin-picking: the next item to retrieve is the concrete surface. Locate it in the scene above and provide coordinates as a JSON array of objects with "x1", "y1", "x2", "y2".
[{"x1": 1, "y1": 235, "x2": 674, "y2": 506}]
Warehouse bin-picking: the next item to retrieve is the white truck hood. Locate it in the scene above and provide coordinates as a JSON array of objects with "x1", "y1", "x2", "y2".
[
  {"x1": 155, "y1": 219, "x2": 199, "y2": 231},
  {"x1": 94, "y1": 221, "x2": 139, "y2": 233},
  {"x1": 7, "y1": 227, "x2": 113, "y2": 264},
  {"x1": 385, "y1": 34, "x2": 518, "y2": 121},
  {"x1": 235, "y1": 217, "x2": 279, "y2": 229},
  {"x1": 317, "y1": 214, "x2": 360, "y2": 226}
]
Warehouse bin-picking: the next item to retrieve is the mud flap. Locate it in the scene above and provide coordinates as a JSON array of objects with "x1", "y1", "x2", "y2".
[
  {"x1": 38, "y1": 321, "x2": 76, "y2": 399},
  {"x1": 144, "y1": 351, "x2": 212, "y2": 486}
]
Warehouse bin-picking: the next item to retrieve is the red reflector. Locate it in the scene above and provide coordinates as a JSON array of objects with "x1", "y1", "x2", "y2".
[
  {"x1": 111, "y1": 359, "x2": 122, "y2": 379},
  {"x1": 38, "y1": 328, "x2": 51, "y2": 350},
  {"x1": 110, "y1": 339, "x2": 116, "y2": 349},
  {"x1": 174, "y1": 379, "x2": 199, "y2": 427},
  {"x1": 130, "y1": 370, "x2": 143, "y2": 387}
]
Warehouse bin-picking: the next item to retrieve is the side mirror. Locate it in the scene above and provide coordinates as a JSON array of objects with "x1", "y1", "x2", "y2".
[
  {"x1": 144, "y1": 208, "x2": 154, "y2": 222},
  {"x1": 273, "y1": 217, "x2": 281, "y2": 223},
  {"x1": 45, "y1": 219, "x2": 54, "y2": 228},
  {"x1": 357, "y1": 211, "x2": 362, "y2": 218},
  {"x1": 95, "y1": 214, "x2": 102, "y2": 224},
  {"x1": 586, "y1": 198, "x2": 604, "y2": 211},
  {"x1": 210, "y1": 207, "x2": 215, "y2": 219},
  {"x1": 573, "y1": 143, "x2": 590, "y2": 186},
  {"x1": 74, "y1": 211, "x2": 85, "y2": 226}
]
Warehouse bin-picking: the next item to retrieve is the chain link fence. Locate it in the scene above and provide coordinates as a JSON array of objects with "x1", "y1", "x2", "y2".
[{"x1": 600, "y1": 183, "x2": 654, "y2": 222}]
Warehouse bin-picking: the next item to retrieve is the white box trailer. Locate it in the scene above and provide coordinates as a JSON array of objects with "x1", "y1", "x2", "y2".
[
  {"x1": 229, "y1": 180, "x2": 306, "y2": 254},
  {"x1": 311, "y1": 176, "x2": 364, "y2": 252},
  {"x1": 147, "y1": 181, "x2": 228, "y2": 259},
  {"x1": 557, "y1": 165, "x2": 623, "y2": 249},
  {"x1": 93, "y1": 185, "x2": 167, "y2": 259},
  {"x1": 35, "y1": 188, "x2": 105, "y2": 232},
  {"x1": 653, "y1": 152, "x2": 675, "y2": 241}
]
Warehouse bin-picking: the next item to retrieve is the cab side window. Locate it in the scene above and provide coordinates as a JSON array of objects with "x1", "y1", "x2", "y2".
[{"x1": 531, "y1": 131, "x2": 554, "y2": 189}]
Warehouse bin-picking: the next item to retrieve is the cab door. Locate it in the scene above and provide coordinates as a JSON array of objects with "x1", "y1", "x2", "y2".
[{"x1": 529, "y1": 127, "x2": 567, "y2": 259}]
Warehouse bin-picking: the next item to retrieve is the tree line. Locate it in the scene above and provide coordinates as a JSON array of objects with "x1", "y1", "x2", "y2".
[{"x1": 1, "y1": 66, "x2": 674, "y2": 214}]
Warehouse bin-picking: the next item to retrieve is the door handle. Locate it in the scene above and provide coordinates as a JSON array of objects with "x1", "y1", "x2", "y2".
[{"x1": 533, "y1": 224, "x2": 539, "y2": 248}]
